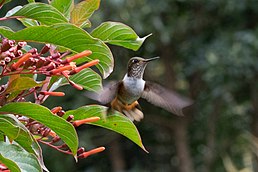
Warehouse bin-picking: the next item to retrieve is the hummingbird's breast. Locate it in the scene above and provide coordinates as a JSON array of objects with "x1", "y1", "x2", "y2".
[{"x1": 118, "y1": 75, "x2": 145, "y2": 105}]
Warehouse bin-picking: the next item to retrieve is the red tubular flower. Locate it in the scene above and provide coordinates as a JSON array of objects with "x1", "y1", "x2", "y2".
[
  {"x1": 50, "y1": 63, "x2": 76, "y2": 75},
  {"x1": 11, "y1": 53, "x2": 32, "y2": 70},
  {"x1": 78, "y1": 147, "x2": 105, "y2": 159},
  {"x1": 69, "y1": 59, "x2": 99, "y2": 75},
  {"x1": 62, "y1": 50, "x2": 92, "y2": 64},
  {"x1": 40, "y1": 91, "x2": 65, "y2": 96},
  {"x1": 73, "y1": 117, "x2": 100, "y2": 127}
]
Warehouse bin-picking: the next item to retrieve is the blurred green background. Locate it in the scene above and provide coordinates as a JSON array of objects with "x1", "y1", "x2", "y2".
[{"x1": 1, "y1": 0, "x2": 258, "y2": 172}]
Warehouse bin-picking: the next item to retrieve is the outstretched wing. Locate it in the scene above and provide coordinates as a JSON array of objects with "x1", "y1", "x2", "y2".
[
  {"x1": 141, "y1": 81, "x2": 193, "y2": 116},
  {"x1": 85, "y1": 81, "x2": 121, "y2": 104}
]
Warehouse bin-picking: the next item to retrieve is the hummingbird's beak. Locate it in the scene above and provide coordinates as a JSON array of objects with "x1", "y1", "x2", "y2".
[{"x1": 144, "y1": 56, "x2": 160, "y2": 63}]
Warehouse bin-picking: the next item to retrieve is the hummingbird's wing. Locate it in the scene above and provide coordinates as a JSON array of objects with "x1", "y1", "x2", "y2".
[
  {"x1": 85, "y1": 81, "x2": 121, "y2": 104},
  {"x1": 141, "y1": 81, "x2": 193, "y2": 116}
]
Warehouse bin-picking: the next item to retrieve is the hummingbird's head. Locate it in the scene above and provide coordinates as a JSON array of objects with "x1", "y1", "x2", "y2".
[{"x1": 127, "y1": 56, "x2": 159, "y2": 79}]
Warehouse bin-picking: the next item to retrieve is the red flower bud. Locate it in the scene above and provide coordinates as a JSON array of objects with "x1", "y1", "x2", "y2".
[
  {"x1": 46, "y1": 62, "x2": 56, "y2": 71},
  {"x1": 78, "y1": 147, "x2": 105, "y2": 159},
  {"x1": 51, "y1": 106, "x2": 62, "y2": 114},
  {"x1": 0, "y1": 60, "x2": 5, "y2": 66},
  {"x1": 35, "y1": 57, "x2": 46, "y2": 68},
  {"x1": 8, "y1": 40, "x2": 15, "y2": 47},
  {"x1": 69, "y1": 59, "x2": 99, "y2": 75},
  {"x1": 15, "y1": 50, "x2": 23, "y2": 57},
  {"x1": 51, "y1": 53, "x2": 61, "y2": 59},
  {"x1": 4, "y1": 57, "x2": 11, "y2": 63},
  {"x1": 28, "y1": 48, "x2": 38, "y2": 55},
  {"x1": 66, "y1": 115, "x2": 74, "y2": 122},
  {"x1": 77, "y1": 147, "x2": 85, "y2": 155},
  {"x1": 42, "y1": 128, "x2": 51, "y2": 137},
  {"x1": 23, "y1": 57, "x2": 35, "y2": 69},
  {"x1": 1, "y1": 38, "x2": 11, "y2": 52},
  {"x1": 17, "y1": 41, "x2": 27, "y2": 49},
  {"x1": 57, "y1": 110, "x2": 65, "y2": 117},
  {"x1": 40, "y1": 44, "x2": 50, "y2": 55},
  {"x1": 52, "y1": 136, "x2": 61, "y2": 143}
]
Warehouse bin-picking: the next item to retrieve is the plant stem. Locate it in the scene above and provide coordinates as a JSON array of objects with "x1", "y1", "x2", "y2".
[{"x1": 38, "y1": 140, "x2": 73, "y2": 155}]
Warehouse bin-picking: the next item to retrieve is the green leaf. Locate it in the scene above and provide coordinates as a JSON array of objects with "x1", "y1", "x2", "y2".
[
  {"x1": 0, "y1": 132, "x2": 4, "y2": 141},
  {"x1": 10, "y1": 3, "x2": 68, "y2": 25},
  {"x1": 5, "y1": 77, "x2": 43, "y2": 94},
  {"x1": 0, "y1": 115, "x2": 20, "y2": 141},
  {"x1": 50, "y1": 0, "x2": 74, "y2": 18},
  {"x1": 4, "y1": 6, "x2": 22, "y2": 17},
  {"x1": 0, "y1": 114, "x2": 48, "y2": 171},
  {"x1": 0, "y1": 154, "x2": 20, "y2": 172},
  {"x1": 0, "y1": 114, "x2": 36, "y2": 153},
  {"x1": 27, "y1": 0, "x2": 35, "y2": 2},
  {"x1": 62, "y1": 68, "x2": 102, "y2": 92},
  {"x1": 0, "y1": 102, "x2": 78, "y2": 155},
  {"x1": 64, "y1": 105, "x2": 147, "y2": 152},
  {"x1": 17, "y1": 18, "x2": 39, "y2": 27},
  {"x1": 0, "y1": 142, "x2": 41, "y2": 172},
  {"x1": 91, "y1": 22, "x2": 151, "y2": 51},
  {"x1": 0, "y1": 0, "x2": 12, "y2": 6},
  {"x1": 80, "y1": 19, "x2": 92, "y2": 28},
  {"x1": 0, "y1": 24, "x2": 113, "y2": 78},
  {"x1": 70, "y1": 0, "x2": 100, "y2": 27}
]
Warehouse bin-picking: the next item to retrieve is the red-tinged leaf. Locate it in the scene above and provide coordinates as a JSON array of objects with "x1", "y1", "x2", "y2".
[
  {"x1": 70, "y1": 0, "x2": 100, "y2": 27},
  {"x1": 5, "y1": 77, "x2": 43, "y2": 94},
  {"x1": 50, "y1": 0, "x2": 74, "y2": 18}
]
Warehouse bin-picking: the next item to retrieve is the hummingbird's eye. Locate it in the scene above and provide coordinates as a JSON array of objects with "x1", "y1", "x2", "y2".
[{"x1": 132, "y1": 59, "x2": 139, "y2": 63}]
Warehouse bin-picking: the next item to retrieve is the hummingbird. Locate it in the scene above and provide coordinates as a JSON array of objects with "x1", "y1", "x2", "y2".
[{"x1": 87, "y1": 57, "x2": 193, "y2": 121}]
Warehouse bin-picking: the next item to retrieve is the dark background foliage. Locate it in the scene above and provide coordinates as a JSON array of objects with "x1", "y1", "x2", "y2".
[{"x1": 1, "y1": 0, "x2": 258, "y2": 171}]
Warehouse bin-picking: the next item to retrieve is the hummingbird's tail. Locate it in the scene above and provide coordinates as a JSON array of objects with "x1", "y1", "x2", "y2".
[
  {"x1": 111, "y1": 98, "x2": 144, "y2": 122},
  {"x1": 122, "y1": 107, "x2": 143, "y2": 122}
]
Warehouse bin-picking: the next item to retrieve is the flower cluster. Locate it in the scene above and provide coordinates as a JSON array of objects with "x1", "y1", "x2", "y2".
[
  {"x1": 0, "y1": 38, "x2": 99, "y2": 87},
  {"x1": 24, "y1": 106, "x2": 104, "y2": 158},
  {"x1": 0, "y1": 37, "x2": 104, "y2": 160},
  {"x1": 0, "y1": 38, "x2": 99, "y2": 104}
]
